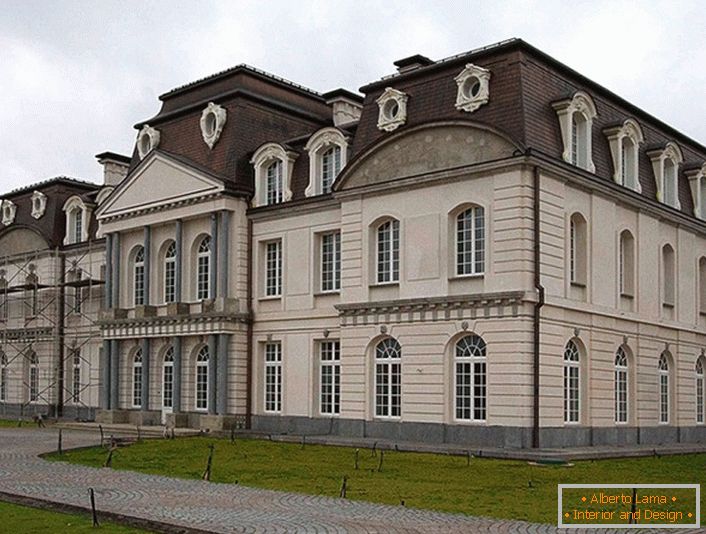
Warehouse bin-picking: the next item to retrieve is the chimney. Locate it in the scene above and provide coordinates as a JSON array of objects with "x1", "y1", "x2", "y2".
[
  {"x1": 393, "y1": 54, "x2": 434, "y2": 74},
  {"x1": 95, "y1": 152, "x2": 131, "y2": 186},
  {"x1": 323, "y1": 88, "x2": 364, "y2": 127}
]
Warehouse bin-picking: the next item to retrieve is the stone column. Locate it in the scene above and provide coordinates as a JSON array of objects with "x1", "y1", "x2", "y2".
[
  {"x1": 143, "y1": 226, "x2": 151, "y2": 305},
  {"x1": 218, "y1": 211, "x2": 230, "y2": 298},
  {"x1": 209, "y1": 214, "x2": 218, "y2": 300},
  {"x1": 175, "y1": 220, "x2": 183, "y2": 302},
  {"x1": 112, "y1": 233, "x2": 121, "y2": 308},
  {"x1": 217, "y1": 333, "x2": 230, "y2": 414},
  {"x1": 173, "y1": 337, "x2": 182, "y2": 413},
  {"x1": 109, "y1": 339, "x2": 120, "y2": 409},
  {"x1": 100, "y1": 340, "x2": 111, "y2": 409},
  {"x1": 140, "y1": 338, "x2": 150, "y2": 410},
  {"x1": 207, "y1": 334, "x2": 218, "y2": 415},
  {"x1": 105, "y1": 233, "x2": 113, "y2": 309}
]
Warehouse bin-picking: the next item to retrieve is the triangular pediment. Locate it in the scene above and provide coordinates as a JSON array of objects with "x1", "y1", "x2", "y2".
[{"x1": 97, "y1": 152, "x2": 224, "y2": 219}]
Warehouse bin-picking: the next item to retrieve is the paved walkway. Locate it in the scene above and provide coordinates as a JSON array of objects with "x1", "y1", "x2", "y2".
[{"x1": 0, "y1": 427, "x2": 701, "y2": 533}]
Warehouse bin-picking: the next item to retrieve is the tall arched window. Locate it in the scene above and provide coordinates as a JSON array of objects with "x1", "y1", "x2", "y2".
[
  {"x1": 266, "y1": 160, "x2": 283, "y2": 205},
  {"x1": 0, "y1": 350, "x2": 7, "y2": 402},
  {"x1": 663, "y1": 158, "x2": 678, "y2": 208},
  {"x1": 662, "y1": 244, "x2": 675, "y2": 307},
  {"x1": 196, "y1": 236, "x2": 211, "y2": 300},
  {"x1": 71, "y1": 207, "x2": 83, "y2": 243},
  {"x1": 133, "y1": 246, "x2": 145, "y2": 306},
  {"x1": 163, "y1": 347, "x2": 174, "y2": 410},
  {"x1": 132, "y1": 348, "x2": 143, "y2": 408},
  {"x1": 569, "y1": 213, "x2": 587, "y2": 285},
  {"x1": 699, "y1": 257, "x2": 706, "y2": 315},
  {"x1": 563, "y1": 340, "x2": 580, "y2": 423},
  {"x1": 376, "y1": 219, "x2": 399, "y2": 284},
  {"x1": 659, "y1": 352, "x2": 670, "y2": 424},
  {"x1": 454, "y1": 334, "x2": 487, "y2": 421},
  {"x1": 619, "y1": 230, "x2": 635, "y2": 297},
  {"x1": 456, "y1": 206, "x2": 485, "y2": 276},
  {"x1": 571, "y1": 112, "x2": 589, "y2": 168},
  {"x1": 696, "y1": 358, "x2": 705, "y2": 424},
  {"x1": 195, "y1": 346, "x2": 209, "y2": 411},
  {"x1": 614, "y1": 347, "x2": 628, "y2": 423},
  {"x1": 28, "y1": 350, "x2": 39, "y2": 402},
  {"x1": 164, "y1": 241, "x2": 177, "y2": 304},
  {"x1": 321, "y1": 145, "x2": 342, "y2": 194},
  {"x1": 71, "y1": 349, "x2": 81, "y2": 402},
  {"x1": 374, "y1": 338, "x2": 401, "y2": 418}
]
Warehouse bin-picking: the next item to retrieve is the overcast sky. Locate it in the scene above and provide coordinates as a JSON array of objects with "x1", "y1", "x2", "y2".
[{"x1": 2, "y1": 0, "x2": 705, "y2": 191}]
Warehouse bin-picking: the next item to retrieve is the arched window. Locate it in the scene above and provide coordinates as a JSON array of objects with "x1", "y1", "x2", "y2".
[
  {"x1": 266, "y1": 160, "x2": 283, "y2": 205},
  {"x1": 696, "y1": 358, "x2": 705, "y2": 424},
  {"x1": 553, "y1": 92, "x2": 596, "y2": 172},
  {"x1": 605, "y1": 119, "x2": 643, "y2": 192},
  {"x1": 619, "y1": 230, "x2": 635, "y2": 297},
  {"x1": 0, "y1": 350, "x2": 7, "y2": 402},
  {"x1": 133, "y1": 246, "x2": 145, "y2": 306},
  {"x1": 614, "y1": 347, "x2": 628, "y2": 424},
  {"x1": 71, "y1": 207, "x2": 83, "y2": 243},
  {"x1": 569, "y1": 213, "x2": 587, "y2": 285},
  {"x1": 374, "y1": 338, "x2": 401, "y2": 418},
  {"x1": 163, "y1": 241, "x2": 177, "y2": 304},
  {"x1": 648, "y1": 142, "x2": 682, "y2": 209},
  {"x1": 163, "y1": 347, "x2": 174, "y2": 410},
  {"x1": 663, "y1": 159, "x2": 678, "y2": 207},
  {"x1": 195, "y1": 346, "x2": 209, "y2": 411},
  {"x1": 132, "y1": 348, "x2": 143, "y2": 408},
  {"x1": 698, "y1": 256, "x2": 706, "y2": 315},
  {"x1": 571, "y1": 112, "x2": 590, "y2": 168},
  {"x1": 321, "y1": 145, "x2": 342, "y2": 194},
  {"x1": 71, "y1": 349, "x2": 81, "y2": 403},
  {"x1": 662, "y1": 244, "x2": 675, "y2": 307},
  {"x1": 658, "y1": 353, "x2": 670, "y2": 424},
  {"x1": 28, "y1": 350, "x2": 39, "y2": 402},
  {"x1": 376, "y1": 219, "x2": 400, "y2": 284},
  {"x1": 563, "y1": 340, "x2": 580, "y2": 423},
  {"x1": 196, "y1": 236, "x2": 211, "y2": 301},
  {"x1": 454, "y1": 334, "x2": 487, "y2": 421},
  {"x1": 456, "y1": 206, "x2": 485, "y2": 276},
  {"x1": 62, "y1": 196, "x2": 88, "y2": 245}
]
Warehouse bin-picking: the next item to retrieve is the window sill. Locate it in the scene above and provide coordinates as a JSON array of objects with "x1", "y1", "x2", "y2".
[
  {"x1": 320, "y1": 412, "x2": 340, "y2": 418},
  {"x1": 570, "y1": 281, "x2": 586, "y2": 288},
  {"x1": 258, "y1": 295, "x2": 282, "y2": 302},
  {"x1": 662, "y1": 302, "x2": 675, "y2": 309},
  {"x1": 373, "y1": 415, "x2": 401, "y2": 421},
  {"x1": 449, "y1": 273, "x2": 484, "y2": 281},
  {"x1": 452, "y1": 419, "x2": 487, "y2": 425},
  {"x1": 620, "y1": 293, "x2": 634, "y2": 299},
  {"x1": 369, "y1": 282, "x2": 399, "y2": 288},
  {"x1": 314, "y1": 290, "x2": 340, "y2": 297}
]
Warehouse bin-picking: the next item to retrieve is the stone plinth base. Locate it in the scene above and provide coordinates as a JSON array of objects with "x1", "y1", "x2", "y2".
[
  {"x1": 95, "y1": 409, "x2": 130, "y2": 424},
  {"x1": 127, "y1": 410, "x2": 161, "y2": 426},
  {"x1": 165, "y1": 412, "x2": 190, "y2": 428},
  {"x1": 199, "y1": 414, "x2": 238, "y2": 432}
]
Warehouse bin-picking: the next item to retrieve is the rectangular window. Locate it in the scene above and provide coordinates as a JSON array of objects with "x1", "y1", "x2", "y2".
[
  {"x1": 132, "y1": 366, "x2": 142, "y2": 408},
  {"x1": 164, "y1": 259, "x2": 176, "y2": 303},
  {"x1": 134, "y1": 264, "x2": 145, "y2": 306},
  {"x1": 456, "y1": 207, "x2": 485, "y2": 276},
  {"x1": 0, "y1": 293, "x2": 7, "y2": 321},
  {"x1": 321, "y1": 232, "x2": 341, "y2": 292},
  {"x1": 697, "y1": 375, "x2": 704, "y2": 424},
  {"x1": 264, "y1": 342, "x2": 282, "y2": 413},
  {"x1": 265, "y1": 241, "x2": 282, "y2": 297},
  {"x1": 72, "y1": 366, "x2": 81, "y2": 403},
  {"x1": 266, "y1": 162, "x2": 283, "y2": 205},
  {"x1": 1, "y1": 365, "x2": 6, "y2": 402},
  {"x1": 29, "y1": 367, "x2": 39, "y2": 402},
  {"x1": 163, "y1": 365, "x2": 173, "y2": 409},
  {"x1": 615, "y1": 369, "x2": 628, "y2": 423},
  {"x1": 195, "y1": 363, "x2": 208, "y2": 411},
  {"x1": 564, "y1": 366, "x2": 580, "y2": 423},
  {"x1": 660, "y1": 374, "x2": 669, "y2": 423},
  {"x1": 320, "y1": 340, "x2": 340, "y2": 415},
  {"x1": 376, "y1": 220, "x2": 399, "y2": 284}
]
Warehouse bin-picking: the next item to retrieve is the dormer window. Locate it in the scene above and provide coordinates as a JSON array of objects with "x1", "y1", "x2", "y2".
[
  {"x1": 1, "y1": 200, "x2": 16, "y2": 226},
  {"x1": 376, "y1": 87, "x2": 408, "y2": 132},
  {"x1": 250, "y1": 143, "x2": 298, "y2": 208},
  {"x1": 62, "y1": 196, "x2": 89, "y2": 245},
  {"x1": 31, "y1": 191, "x2": 47, "y2": 219},
  {"x1": 686, "y1": 164, "x2": 706, "y2": 220},
  {"x1": 304, "y1": 128, "x2": 349, "y2": 197},
  {"x1": 200, "y1": 102, "x2": 227, "y2": 149},
  {"x1": 552, "y1": 92, "x2": 597, "y2": 172},
  {"x1": 136, "y1": 124, "x2": 161, "y2": 160},
  {"x1": 647, "y1": 142, "x2": 683, "y2": 209},
  {"x1": 604, "y1": 119, "x2": 644, "y2": 192},
  {"x1": 454, "y1": 63, "x2": 491, "y2": 113}
]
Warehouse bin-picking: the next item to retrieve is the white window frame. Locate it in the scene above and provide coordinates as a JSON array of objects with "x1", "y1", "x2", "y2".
[
  {"x1": 0, "y1": 351, "x2": 7, "y2": 402},
  {"x1": 454, "y1": 63, "x2": 491, "y2": 113},
  {"x1": 563, "y1": 340, "x2": 580, "y2": 424},
  {"x1": 376, "y1": 87, "x2": 408, "y2": 132},
  {"x1": 250, "y1": 143, "x2": 297, "y2": 207},
  {"x1": 659, "y1": 353, "x2": 670, "y2": 424},
  {"x1": 132, "y1": 348, "x2": 143, "y2": 408},
  {"x1": 136, "y1": 124, "x2": 160, "y2": 159},
  {"x1": 304, "y1": 128, "x2": 349, "y2": 197},
  {"x1": 71, "y1": 350, "x2": 81, "y2": 403},
  {"x1": 696, "y1": 358, "x2": 705, "y2": 425},
  {"x1": 164, "y1": 241, "x2": 177, "y2": 304},
  {"x1": 454, "y1": 335, "x2": 487, "y2": 422},
  {"x1": 604, "y1": 119, "x2": 644, "y2": 192},
  {"x1": 374, "y1": 338, "x2": 401, "y2": 419},
  {"x1": 552, "y1": 91, "x2": 597, "y2": 173},
  {"x1": 319, "y1": 340, "x2": 340, "y2": 416},
  {"x1": 196, "y1": 236, "x2": 211, "y2": 301},
  {"x1": 375, "y1": 219, "x2": 400, "y2": 284},
  {"x1": 647, "y1": 142, "x2": 683, "y2": 209},
  {"x1": 264, "y1": 240, "x2": 282, "y2": 297},
  {"x1": 686, "y1": 164, "x2": 706, "y2": 221},
  {"x1": 133, "y1": 246, "x2": 145, "y2": 306},
  {"x1": 455, "y1": 206, "x2": 485, "y2": 276},
  {"x1": 264, "y1": 342, "x2": 282, "y2": 413},
  {"x1": 62, "y1": 196, "x2": 90, "y2": 245},
  {"x1": 163, "y1": 347, "x2": 174, "y2": 410},
  {"x1": 614, "y1": 347, "x2": 628, "y2": 424},
  {"x1": 195, "y1": 346, "x2": 209, "y2": 412},
  {"x1": 320, "y1": 231, "x2": 341, "y2": 293}
]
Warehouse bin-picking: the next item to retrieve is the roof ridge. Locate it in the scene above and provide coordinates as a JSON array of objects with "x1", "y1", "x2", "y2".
[{"x1": 1, "y1": 176, "x2": 99, "y2": 198}]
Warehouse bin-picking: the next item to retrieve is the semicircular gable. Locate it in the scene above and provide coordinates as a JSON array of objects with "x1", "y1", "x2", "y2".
[
  {"x1": 335, "y1": 121, "x2": 521, "y2": 191},
  {"x1": 0, "y1": 226, "x2": 50, "y2": 255}
]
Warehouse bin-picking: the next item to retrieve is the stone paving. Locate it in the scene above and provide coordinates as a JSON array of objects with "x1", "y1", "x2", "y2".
[{"x1": 0, "y1": 427, "x2": 702, "y2": 533}]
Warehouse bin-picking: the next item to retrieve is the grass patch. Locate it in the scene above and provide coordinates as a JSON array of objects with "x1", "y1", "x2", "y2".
[
  {"x1": 0, "y1": 419, "x2": 34, "y2": 428},
  {"x1": 47, "y1": 437, "x2": 706, "y2": 524},
  {"x1": 0, "y1": 500, "x2": 148, "y2": 533}
]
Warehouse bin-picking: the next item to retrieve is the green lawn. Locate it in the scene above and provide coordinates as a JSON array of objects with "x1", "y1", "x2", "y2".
[
  {"x1": 47, "y1": 436, "x2": 706, "y2": 524},
  {"x1": 0, "y1": 418, "x2": 31, "y2": 428},
  {"x1": 0, "y1": 501, "x2": 148, "y2": 533}
]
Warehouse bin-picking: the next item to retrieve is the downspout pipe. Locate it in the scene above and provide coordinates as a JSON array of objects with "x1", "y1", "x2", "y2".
[{"x1": 532, "y1": 156, "x2": 545, "y2": 449}]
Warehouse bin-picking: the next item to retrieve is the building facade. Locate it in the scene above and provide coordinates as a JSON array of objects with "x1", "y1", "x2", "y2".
[{"x1": 2, "y1": 39, "x2": 706, "y2": 448}]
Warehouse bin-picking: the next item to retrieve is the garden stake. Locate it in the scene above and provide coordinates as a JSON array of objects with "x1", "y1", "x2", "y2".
[
  {"x1": 136, "y1": 425, "x2": 141, "y2": 442},
  {"x1": 339, "y1": 476, "x2": 347, "y2": 498},
  {"x1": 354, "y1": 448, "x2": 359, "y2": 470},
  {"x1": 99, "y1": 424, "x2": 104, "y2": 446},
  {"x1": 301, "y1": 435, "x2": 306, "y2": 449},
  {"x1": 377, "y1": 449, "x2": 384, "y2": 472},
  {"x1": 466, "y1": 450, "x2": 471, "y2": 466},
  {"x1": 89, "y1": 487, "x2": 99, "y2": 527},
  {"x1": 230, "y1": 426, "x2": 235, "y2": 444},
  {"x1": 371, "y1": 441, "x2": 377, "y2": 457},
  {"x1": 202, "y1": 443, "x2": 214, "y2": 481},
  {"x1": 104, "y1": 447, "x2": 114, "y2": 468},
  {"x1": 57, "y1": 429, "x2": 62, "y2": 455},
  {"x1": 171, "y1": 427, "x2": 175, "y2": 440}
]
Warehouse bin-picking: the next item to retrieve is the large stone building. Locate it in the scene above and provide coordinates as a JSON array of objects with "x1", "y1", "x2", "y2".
[{"x1": 1, "y1": 39, "x2": 705, "y2": 448}]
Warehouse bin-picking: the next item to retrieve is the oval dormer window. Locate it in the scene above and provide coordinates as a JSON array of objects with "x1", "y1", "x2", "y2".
[
  {"x1": 136, "y1": 124, "x2": 161, "y2": 160},
  {"x1": 462, "y1": 77, "x2": 481, "y2": 99},
  {"x1": 200, "y1": 102, "x2": 227, "y2": 149}
]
